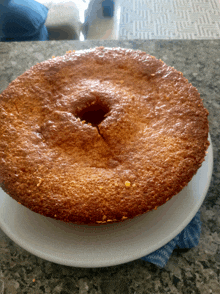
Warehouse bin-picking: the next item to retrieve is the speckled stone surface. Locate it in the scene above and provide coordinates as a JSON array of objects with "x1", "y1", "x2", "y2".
[{"x1": 0, "y1": 40, "x2": 220, "y2": 293}]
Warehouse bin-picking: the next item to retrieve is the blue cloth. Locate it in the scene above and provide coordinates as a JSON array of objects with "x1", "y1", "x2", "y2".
[
  {"x1": 0, "y1": 0, "x2": 48, "y2": 41},
  {"x1": 102, "y1": 0, "x2": 114, "y2": 17},
  {"x1": 141, "y1": 210, "x2": 201, "y2": 267}
]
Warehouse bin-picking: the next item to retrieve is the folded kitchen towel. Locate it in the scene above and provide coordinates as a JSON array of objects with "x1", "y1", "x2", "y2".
[
  {"x1": 141, "y1": 210, "x2": 201, "y2": 268},
  {"x1": 0, "y1": 0, "x2": 48, "y2": 41}
]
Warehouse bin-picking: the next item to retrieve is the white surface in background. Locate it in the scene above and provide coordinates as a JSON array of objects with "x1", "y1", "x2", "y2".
[
  {"x1": 36, "y1": 0, "x2": 89, "y2": 40},
  {"x1": 37, "y1": 0, "x2": 90, "y2": 23},
  {"x1": 119, "y1": 0, "x2": 220, "y2": 39},
  {"x1": 36, "y1": 0, "x2": 118, "y2": 40}
]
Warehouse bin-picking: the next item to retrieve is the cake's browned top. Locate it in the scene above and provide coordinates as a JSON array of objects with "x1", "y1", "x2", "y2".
[{"x1": 0, "y1": 47, "x2": 209, "y2": 224}]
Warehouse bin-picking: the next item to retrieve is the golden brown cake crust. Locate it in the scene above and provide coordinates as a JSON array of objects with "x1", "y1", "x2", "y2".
[{"x1": 0, "y1": 47, "x2": 209, "y2": 224}]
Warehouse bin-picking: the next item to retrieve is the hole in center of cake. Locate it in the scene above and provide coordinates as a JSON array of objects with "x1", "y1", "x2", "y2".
[{"x1": 77, "y1": 102, "x2": 110, "y2": 126}]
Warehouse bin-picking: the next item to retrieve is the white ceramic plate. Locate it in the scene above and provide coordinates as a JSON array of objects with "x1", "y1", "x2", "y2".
[{"x1": 0, "y1": 136, "x2": 213, "y2": 268}]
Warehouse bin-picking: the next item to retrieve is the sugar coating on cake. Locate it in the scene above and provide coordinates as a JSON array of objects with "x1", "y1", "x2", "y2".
[{"x1": 0, "y1": 47, "x2": 209, "y2": 224}]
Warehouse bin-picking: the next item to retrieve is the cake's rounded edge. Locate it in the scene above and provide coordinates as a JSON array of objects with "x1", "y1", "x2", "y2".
[{"x1": 0, "y1": 47, "x2": 210, "y2": 225}]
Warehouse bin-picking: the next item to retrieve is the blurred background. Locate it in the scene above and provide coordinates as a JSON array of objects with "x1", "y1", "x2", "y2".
[
  {"x1": 37, "y1": 0, "x2": 220, "y2": 40},
  {"x1": 0, "y1": 0, "x2": 220, "y2": 42},
  {"x1": 36, "y1": 0, "x2": 118, "y2": 41}
]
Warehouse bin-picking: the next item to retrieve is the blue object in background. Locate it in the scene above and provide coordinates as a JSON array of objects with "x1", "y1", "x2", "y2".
[
  {"x1": 141, "y1": 210, "x2": 202, "y2": 268},
  {"x1": 102, "y1": 0, "x2": 114, "y2": 17},
  {"x1": 0, "y1": 0, "x2": 48, "y2": 41}
]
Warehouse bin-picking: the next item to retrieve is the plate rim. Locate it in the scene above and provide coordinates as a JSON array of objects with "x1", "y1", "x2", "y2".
[{"x1": 0, "y1": 135, "x2": 213, "y2": 267}]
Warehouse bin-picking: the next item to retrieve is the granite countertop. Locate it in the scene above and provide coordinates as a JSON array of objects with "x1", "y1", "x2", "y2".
[{"x1": 0, "y1": 40, "x2": 220, "y2": 294}]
